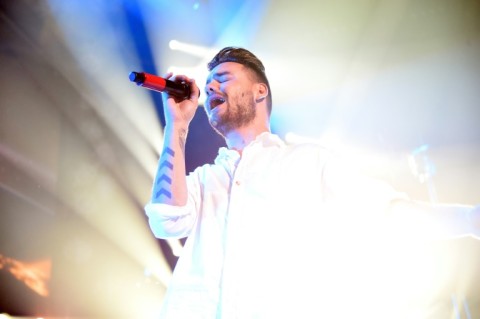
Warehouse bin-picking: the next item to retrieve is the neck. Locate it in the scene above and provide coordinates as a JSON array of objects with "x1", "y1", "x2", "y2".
[{"x1": 224, "y1": 124, "x2": 270, "y2": 153}]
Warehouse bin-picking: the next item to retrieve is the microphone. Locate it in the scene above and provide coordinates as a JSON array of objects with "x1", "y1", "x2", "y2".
[{"x1": 129, "y1": 71, "x2": 193, "y2": 99}]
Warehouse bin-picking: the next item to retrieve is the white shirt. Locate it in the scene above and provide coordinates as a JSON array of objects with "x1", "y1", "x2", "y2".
[{"x1": 145, "y1": 132, "x2": 405, "y2": 318}]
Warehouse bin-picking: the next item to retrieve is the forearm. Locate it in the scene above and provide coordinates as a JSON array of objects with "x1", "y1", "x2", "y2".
[
  {"x1": 388, "y1": 199, "x2": 475, "y2": 239},
  {"x1": 151, "y1": 124, "x2": 189, "y2": 206},
  {"x1": 146, "y1": 124, "x2": 197, "y2": 237}
]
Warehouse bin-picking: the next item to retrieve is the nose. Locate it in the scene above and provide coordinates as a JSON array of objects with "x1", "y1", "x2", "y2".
[{"x1": 205, "y1": 81, "x2": 217, "y2": 95}]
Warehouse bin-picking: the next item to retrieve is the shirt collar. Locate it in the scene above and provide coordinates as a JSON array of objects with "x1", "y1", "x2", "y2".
[{"x1": 215, "y1": 132, "x2": 284, "y2": 165}]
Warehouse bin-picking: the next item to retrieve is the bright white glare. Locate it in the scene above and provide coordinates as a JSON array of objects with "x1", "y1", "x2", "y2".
[
  {"x1": 0, "y1": 314, "x2": 11, "y2": 319},
  {"x1": 285, "y1": 132, "x2": 396, "y2": 178},
  {"x1": 408, "y1": 144, "x2": 436, "y2": 185},
  {"x1": 168, "y1": 40, "x2": 216, "y2": 58},
  {"x1": 168, "y1": 39, "x2": 180, "y2": 50},
  {"x1": 285, "y1": 131, "x2": 342, "y2": 148},
  {"x1": 285, "y1": 132, "x2": 468, "y2": 316}
]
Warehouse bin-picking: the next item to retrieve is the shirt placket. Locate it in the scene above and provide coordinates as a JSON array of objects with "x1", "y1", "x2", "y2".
[{"x1": 218, "y1": 148, "x2": 251, "y2": 318}]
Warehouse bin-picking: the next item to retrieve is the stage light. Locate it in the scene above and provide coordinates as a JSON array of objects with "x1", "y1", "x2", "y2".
[
  {"x1": 0, "y1": 254, "x2": 51, "y2": 297},
  {"x1": 168, "y1": 40, "x2": 180, "y2": 50},
  {"x1": 41, "y1": 1, "x2": 175, "y2": 316},
  {"x1": 168, "y1": 40, "x2": 214, "y2": 58}
]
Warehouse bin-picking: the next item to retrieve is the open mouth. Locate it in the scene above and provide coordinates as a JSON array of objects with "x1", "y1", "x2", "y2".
[{"x1": 208, "y1": 96, "x2": 225, "y2": 110}]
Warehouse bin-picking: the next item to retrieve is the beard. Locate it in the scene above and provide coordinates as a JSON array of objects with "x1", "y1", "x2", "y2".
[{"x1": 208, "y1": 90, "x2": 257, "y2": 137}]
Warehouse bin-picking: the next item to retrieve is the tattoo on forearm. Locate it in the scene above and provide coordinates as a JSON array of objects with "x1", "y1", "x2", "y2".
[
  {"x1": 155, "y1": 188, "x2": 172, "y2": 199},
  {"x1": 160, "y1": 160, "x2": 173, "y2": 170},
  {"x1": 155, "y1": 147, "x2": 175, "y2": 200},
  {"x1": 156, "y1": 174, "x2": 172, "y2": 186},
  {"x1": 164, "y1": 147, "x2": 175, "y2": 157}
]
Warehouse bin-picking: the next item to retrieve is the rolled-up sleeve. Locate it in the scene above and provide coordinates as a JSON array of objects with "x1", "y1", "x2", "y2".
[
  {"x1": 144, "y1": 202, "x2": 197, "y2": 239},
  {"x1": 145, "y1": 170, "x2": 202, "y2": 239}
]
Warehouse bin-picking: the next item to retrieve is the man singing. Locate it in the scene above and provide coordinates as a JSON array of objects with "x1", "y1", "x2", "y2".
[{"x1": 145, "y1": 47, "x2": 479, "y2": 318}]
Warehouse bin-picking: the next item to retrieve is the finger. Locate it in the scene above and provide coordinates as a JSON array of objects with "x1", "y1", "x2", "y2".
[
  {"x1": 169, "y1": 75, "x2": 199, "y2": 100},
  {"x1": 171, "y1": 74, "x2": 190, "y2": 83},
  {"x1": 188, "y1": 79, "x2": 200, "y2": 100}
]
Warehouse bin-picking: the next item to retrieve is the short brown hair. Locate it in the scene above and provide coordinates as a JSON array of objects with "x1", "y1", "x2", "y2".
[{"x1": 207, "y1": 47, "x2": 272, "y2": 114}]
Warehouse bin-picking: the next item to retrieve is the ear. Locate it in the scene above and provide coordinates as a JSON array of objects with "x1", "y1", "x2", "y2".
[{"x1": 254, "y1": 83, "x2": 268, "y2": 103}]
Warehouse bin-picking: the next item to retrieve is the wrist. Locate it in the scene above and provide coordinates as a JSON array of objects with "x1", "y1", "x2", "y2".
[
  {"x1": 164, "y1": 122, "x2": 189, "y2": 134},
  {"x1": 163, "y1": 124, "x2": 188, "y2": 150}
]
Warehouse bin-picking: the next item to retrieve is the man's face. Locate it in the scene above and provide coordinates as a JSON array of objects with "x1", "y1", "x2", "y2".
[{"x1": 204, "y1": 62, "x2": 257, "y2": 136}]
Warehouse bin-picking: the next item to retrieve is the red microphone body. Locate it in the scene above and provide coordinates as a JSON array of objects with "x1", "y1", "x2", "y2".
[{"x1": 129, "y1": 71, "x2": 191, "y2": 99}]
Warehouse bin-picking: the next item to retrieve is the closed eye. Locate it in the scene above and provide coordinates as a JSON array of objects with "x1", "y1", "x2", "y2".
[
  {"x1": 205, "y1": 71, "x2": 233, "y2": 93},
  {"x1": 216, "y1": 75, "x2": 229, "y2": 83}
]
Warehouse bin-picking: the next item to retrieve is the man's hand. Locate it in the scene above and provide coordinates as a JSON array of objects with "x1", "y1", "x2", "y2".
[{"x1": 162, "y1": 72, "x2": 200, "y2": 128}]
